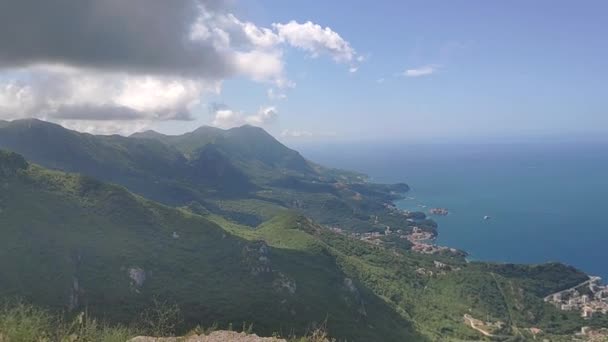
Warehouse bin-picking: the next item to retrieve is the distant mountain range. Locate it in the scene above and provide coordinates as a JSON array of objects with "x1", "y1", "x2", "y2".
[{"x1": 0, "y1": 119, "x2": 603, "y2": 341}]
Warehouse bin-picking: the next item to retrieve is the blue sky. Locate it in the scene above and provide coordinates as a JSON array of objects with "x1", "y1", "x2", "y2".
[
  {"x1": 0, "y1": 0, "x2": 606, "y2": 142},
  {"x1": 196, "y1": 0, "x2": 608, "y2": 142}
]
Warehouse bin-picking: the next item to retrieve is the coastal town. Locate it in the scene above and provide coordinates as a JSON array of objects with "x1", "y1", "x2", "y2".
[
  {"x1": 330, "y1": 198, "x2": 608, "y2": 340},
  {"x1": 544, "y1": 276, "x2": 608, "y2": 318},
  {"x1": 328, "y1": 197, "x2": 608, "y2": 340},
  {"x1": 461, "y1": 277, "x2": 608, "y2": 341},
  {"x1": 405, "y1": 226, "x2": 461, "y2": 254},
  {"x1": 328, "y1": 203, "x2": 464, "y2": 256}
]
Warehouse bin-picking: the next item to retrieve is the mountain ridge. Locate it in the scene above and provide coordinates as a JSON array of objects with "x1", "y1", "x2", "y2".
[
  {"x1": 0, "y1": 120, "x2": 604, "y2": 340},
  {"x1": 0, "y1": 151, "x2": 424, "y2": 341},
  {"x1": 0, "y1": 119, "x2": 412, "y2": 230}
]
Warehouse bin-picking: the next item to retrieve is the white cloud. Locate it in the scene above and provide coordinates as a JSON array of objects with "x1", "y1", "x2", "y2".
[
  {"x1": 0, "y1": 82, "x2": 36, "y2": 117},
  {"x1": 211, "y1": 104, "x2": 278, "y2": 129},
  {"x1": 0, "y1": 67, "x2": 220, "y2": 126},
  {"x1": 246, "y1": 106, "x2": 278, "y2": 125},
  {"x1": 233, "y1": 50, "x2": 286, "y2": 86},
  {"x1": 273, "y1": 21, "x2": 357, "y2": 63},
  {"x1": 212, "y1": 108, "x2": 244, "y2": 129},
  {"x1": 225, "y1": 14, "x2": 281, "y2": 49},
  {"x1": 349, "y1": 66, "x2": 358, "y2": 73},
  {"x1": 191, "y1": 13, "x2": 361, "y2": 85},
  {"x1": 0, "y1": 2, "x2": 359, "y2": 134},
  {"x1": 113, "y1": 76, "x2": 211, "y2": 117},
  {"x1": 376, "y1": 78, "x2": 385, "y2": 84},
  {"x1": 403, "y1": 65, "x2": 440, "y2": 77}
]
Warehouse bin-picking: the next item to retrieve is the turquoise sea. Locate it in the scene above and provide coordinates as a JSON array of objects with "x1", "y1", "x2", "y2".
[{"x1": 296, "y1": 141, "x2": 608, "y2": 280}]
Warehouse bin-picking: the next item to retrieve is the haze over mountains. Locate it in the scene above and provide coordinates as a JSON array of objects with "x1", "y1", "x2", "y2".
[
  {"x1": 0, "y1": 0, "x2": 607, "y2": 340},
  {"x1": 0, "y1": 119, "x2": 605, "y2": 341}
]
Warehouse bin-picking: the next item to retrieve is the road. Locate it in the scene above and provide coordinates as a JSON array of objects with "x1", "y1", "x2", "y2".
[
  {"x1": 543, "y1": 276, "x2": 599, "y2": 301},
  {"x1": 463, "y1": 314, "x2": 494, "y2": 337}
]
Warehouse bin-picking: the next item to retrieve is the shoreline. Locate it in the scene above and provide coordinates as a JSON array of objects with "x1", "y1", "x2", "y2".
[
  {"x1": 390, "y1": 192, "x2": 608, "y2": 321},
  {"x1": 393, "y1": 194, "x2": 603, "y2": 284}
]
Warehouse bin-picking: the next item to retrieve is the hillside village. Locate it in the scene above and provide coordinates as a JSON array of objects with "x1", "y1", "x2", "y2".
[
  {"x1": 330, "y1": 204, "x2": 462, "y2": 256},
  {"x1": 545, "y1": 276, "x2": 608, "y2": 318}
]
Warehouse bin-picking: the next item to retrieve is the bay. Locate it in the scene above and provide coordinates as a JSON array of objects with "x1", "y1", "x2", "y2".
[{"x1": 296, "y1": 141, "x2": 608, "y2": 279}]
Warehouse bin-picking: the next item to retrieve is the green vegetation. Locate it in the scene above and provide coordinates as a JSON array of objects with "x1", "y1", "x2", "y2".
[
  {"x1": 0, "y1": 301, "x2": 135, "y2": 342},
  {"x1": 0, "y1": 150, "x2": 27, "y2": 176},
  {"x1": 0, "y1": 120, "x2": 603, "y2": 341},
  {"x1": 477, "y1": 262, "x2": 589, "y2": 297},
  {"x1": 222, "y1": 214, "x2": 591, "y2": 341},
  {"x1": 0, "y1": 155, "x2": 421, "y2": 341},
  {"x1": 0, "y1": 119, "x2": 414, "y2": 234},
  {"x1": 0, "y1": 301, "x2": 340, "y2": 342}
]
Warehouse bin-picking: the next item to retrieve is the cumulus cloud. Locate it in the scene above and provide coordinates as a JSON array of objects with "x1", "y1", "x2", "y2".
[
  {"x1": 233, "y1": 50, "x2": 285, "y2": 85},
  {"x1": 403, "y1": 65, "x2": 440, "y2": 77},
  {"x1": 212, "y1": 108, "x2": 243, "y2": 129},
  {"x1": 0, "y1": 0, "x2": 358, "y2": 134},
  {"x1": 0, "y1": 67, "x2": 217, "y2": 122},
  {"x1": 273, "y1": 21, "x2": 356, "y2": 63},
  {"x1": 246, "y1": 106, "x2": 278, "y2": 125},
  {"x1": 211, "y1": 104, "x2": 278, "y2": 129}
]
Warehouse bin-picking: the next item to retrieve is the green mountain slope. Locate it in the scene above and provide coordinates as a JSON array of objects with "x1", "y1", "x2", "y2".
[
  {"x1": 226, "y1": 213, "x2": 591, "y2": 341},
  {"x1": 0, "y1": 119, "x2": 415, "y2": 232},
  {"x1": 0, "y1": 151, "x2": 423, "y2": 341},
  {"x1": 0, "y1": 119, "x2": 255, "y2": 204},
  {"x1": 132, "y1": 125, "x2": 314, "y2": 178},
  {"x1": 0, "y1": 121, "x2": 601, "y2": 340}
]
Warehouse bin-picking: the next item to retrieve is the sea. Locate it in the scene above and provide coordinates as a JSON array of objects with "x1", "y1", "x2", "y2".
[{"x1": 295, "y1": 140, "x2": 608, "y2": 280}]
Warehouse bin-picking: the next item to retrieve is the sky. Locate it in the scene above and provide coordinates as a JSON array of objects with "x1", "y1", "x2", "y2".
[{"x1": 0, "y1": 0, "x2": 606, "y2": 143}]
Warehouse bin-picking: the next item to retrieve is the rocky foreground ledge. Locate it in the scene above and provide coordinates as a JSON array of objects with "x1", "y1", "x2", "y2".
[{"x1": 129, "y1": 331, "x2": 286, "y2": 342}]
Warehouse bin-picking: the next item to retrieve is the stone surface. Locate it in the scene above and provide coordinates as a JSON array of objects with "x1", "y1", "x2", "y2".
[{"x1": 128, "y1": 331, "x2": 286, "y2": 342}]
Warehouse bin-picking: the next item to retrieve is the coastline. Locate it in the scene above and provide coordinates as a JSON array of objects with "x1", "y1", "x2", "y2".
[
  {"x1": 392, "y1": 191, "x2": 608, "y2": 320},
  {"x1": 299, "y1": 140, "x2": 608, "y2": 281},
  {"x1": 394, "y1": 192, "x2": 603, "y2": 283}
]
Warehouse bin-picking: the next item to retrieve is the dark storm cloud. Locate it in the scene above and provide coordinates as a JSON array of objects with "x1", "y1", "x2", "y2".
[{"x1": 0, "y1": 0, "x2": 232, "y2": 77}]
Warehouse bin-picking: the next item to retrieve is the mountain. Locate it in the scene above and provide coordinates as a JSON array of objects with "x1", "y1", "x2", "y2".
[
  {"x1": 0, "y1": 121, "x2": 603, "y2": 340},
  {"x1": 0, "y1": 119, "x2": 255, "y2": 204},
  {"x1": 0, "y1": 150, "x2": 422, "y2": 341},
  {"x1": 132, "y1": 125, "x2": 315, "y2": 180},
  {"x1": 0, "y1": 119, "x2": 413, "y2": 229},
  {"x1": 1, "y1": 150, "x2": 595, "y2": 341}
]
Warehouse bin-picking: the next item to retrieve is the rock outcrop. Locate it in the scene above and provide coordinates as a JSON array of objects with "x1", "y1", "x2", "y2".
[{"x1": 128, "y1": 331, "x2": 286, "y2": 342}]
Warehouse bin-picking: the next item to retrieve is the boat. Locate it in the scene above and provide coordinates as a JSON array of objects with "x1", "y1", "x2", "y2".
[{"x1": 429, "y1": 208, "x2": 449, "y2": 216}]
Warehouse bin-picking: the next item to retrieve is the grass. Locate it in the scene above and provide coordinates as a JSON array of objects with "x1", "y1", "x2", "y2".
[
  {"x1": 0, "y1": 301, "x2": 136, "y2": 342},
  {"x1": 0, "y1": 301, "x2": 341, "y2": 342}
]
